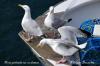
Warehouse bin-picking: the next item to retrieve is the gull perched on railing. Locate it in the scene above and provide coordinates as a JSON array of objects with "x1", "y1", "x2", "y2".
[
  {"x1": 18, "y1": 4, "x2": 45, "y2": 41},
  {"x1": 37, "y1": 25, "x2": 87, "y2": 64}
]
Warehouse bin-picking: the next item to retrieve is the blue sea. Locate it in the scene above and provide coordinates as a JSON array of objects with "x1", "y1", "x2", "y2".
[{"x1": 0, "y1": 0, "x2": 61, "y2": 66}]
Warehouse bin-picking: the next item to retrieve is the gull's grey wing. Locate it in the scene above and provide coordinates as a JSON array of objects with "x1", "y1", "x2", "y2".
[
  {"x1": 58, "y1": 26, "x2": 79, "y2": 44},
  {"x1": 52, "y1": 17, "x2": 66, "y2": 29}
]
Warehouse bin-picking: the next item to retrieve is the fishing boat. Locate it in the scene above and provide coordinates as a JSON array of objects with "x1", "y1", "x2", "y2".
[{"x1": 19, "y1": 0, "x2": 100, "y2": 66}]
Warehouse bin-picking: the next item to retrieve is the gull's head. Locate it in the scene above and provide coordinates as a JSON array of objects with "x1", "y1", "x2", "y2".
[
  {"x1": 49, "y1": 6, "x2": 54, "y2": 12},
  {"x1": 18, "y1": 4, "x2": 30, "y2": 11},
  {"x1": 37, "y1": 39, "x2": 47, "y2": 48}
]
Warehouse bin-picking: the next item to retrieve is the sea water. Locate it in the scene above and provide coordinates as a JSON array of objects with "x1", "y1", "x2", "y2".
[{"x1": 0, "y1": 0, "x2": 61, "y2": 66}]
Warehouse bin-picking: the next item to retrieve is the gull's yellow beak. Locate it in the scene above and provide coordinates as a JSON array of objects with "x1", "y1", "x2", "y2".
[{"x1": 37, "y1": 43, "x2": 44, "y2": 48}]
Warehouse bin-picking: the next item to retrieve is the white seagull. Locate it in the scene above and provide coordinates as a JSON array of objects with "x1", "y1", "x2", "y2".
[
  {"x1": 44, "y1": 6, "x2": 67, "y2": 30},
  {"x1": 37, "y1": 26, "x2": 87, "y2": 64},
  {"x1": 44, "y1": 6, "x2": 68, "y2": 38},
  {"x1": 37, "y1": 38, "x2": 87, "y2": 64},
  {"x1": 58, "y1": 26, "x2": 88, "y2": 49},
  {"x1": 18, "y1": 4, "x2": 44, "y2": 41}
]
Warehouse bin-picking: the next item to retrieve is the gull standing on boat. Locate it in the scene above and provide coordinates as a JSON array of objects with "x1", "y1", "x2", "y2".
[
  {"x1": 44, "y1": 6, "x2": 67, "y2": 30},
  {"x1": 37, "y1": 26, "x2": 88, "y2": 64},
  {"x1": 58, "y1": 26, "x2": 88, "y2": 49},
  {"x1": 18, "y1": 4, "x2": 44, "y2": 41},
  {"x1": 37, "y1": 38, "x2": 87, "y2": 64}
]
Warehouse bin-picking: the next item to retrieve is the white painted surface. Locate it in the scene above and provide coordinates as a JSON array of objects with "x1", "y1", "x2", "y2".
[
  {"x1": 93, "y1": 25, "x2": 100, "y2": 37},
  {"x1": 54, "y1": 0, "x2": 76, "y2": 13},
  {"x1": 54, "y1": 0, "x2": 98, "y2": 13},
  {"x1": 63, "y1": 1, "x2": 100, "y2": 28}
]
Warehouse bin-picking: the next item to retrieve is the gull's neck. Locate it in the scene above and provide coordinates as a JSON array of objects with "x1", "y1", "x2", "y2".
[
  {"x1": 48, "y1": 9, "x2": 54, "y2": 17},
  {"x1": 23, "y1": 9, "x2": 32, "y2": 19}
]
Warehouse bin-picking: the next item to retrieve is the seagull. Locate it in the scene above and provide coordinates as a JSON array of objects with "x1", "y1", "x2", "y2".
[
  {"x1": 44, "y1": 6, "x2": 69, "y2": 38},
  {"x1": 44, "y1": 6, "x2": 66, "y2": 29},
  {"x1": 58, "y1": 26, "x2": 88, "y2": 49},
  {"x1": 18, "y1": 4, "x2": 45, "y2": 41},
  {"x1": 58, "y1": 26, "x2": 87, "y2": 43},
  {"x1": 37, "y1": 38, "x2": 87, "y2": 64},
  {"x1": 37, "y1": 26, "x2": 87, "y2": 64}
]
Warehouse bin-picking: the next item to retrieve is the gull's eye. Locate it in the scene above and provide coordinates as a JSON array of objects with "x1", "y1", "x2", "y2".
[{"x1": 68, "y1": 18, "x2": 72, "y2": 22}]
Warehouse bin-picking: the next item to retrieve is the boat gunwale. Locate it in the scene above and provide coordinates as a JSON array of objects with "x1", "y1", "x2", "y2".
[
  {"x1": 63, "y1": 0, "x2": 100, "y2": 15},
  {"x1": 43, "y1": 0, "x2": 66, "y2": 15}
]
